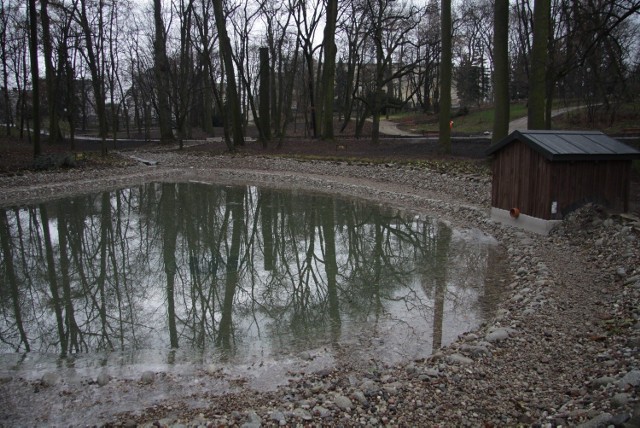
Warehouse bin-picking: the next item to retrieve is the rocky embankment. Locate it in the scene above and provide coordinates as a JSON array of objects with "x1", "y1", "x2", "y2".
[{"x1": 0, "y1": 150, "x2": 638, "y2": 427}]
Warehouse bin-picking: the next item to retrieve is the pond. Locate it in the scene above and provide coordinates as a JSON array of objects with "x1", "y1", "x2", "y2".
[{"x1": 0, "y1": 181, "x2": 506, "y2": 382}]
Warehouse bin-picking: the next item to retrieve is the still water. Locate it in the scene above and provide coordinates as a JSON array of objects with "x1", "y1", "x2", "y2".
[{"x1": 0, "y1": 182, "x2": 505, "y2": 372}]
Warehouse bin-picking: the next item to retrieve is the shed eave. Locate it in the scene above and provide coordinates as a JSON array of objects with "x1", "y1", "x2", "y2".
[
  {"x1": 549, "y1": 153, "x2": 640, "y2": 162},
  {"x1": 486, "y1": 130, "x2": 640, "y2": 161}
]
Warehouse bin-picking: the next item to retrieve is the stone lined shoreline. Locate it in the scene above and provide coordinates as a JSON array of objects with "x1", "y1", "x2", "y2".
[{"x1": 0, "y1": 151, "x2": 639, "y2": 427}]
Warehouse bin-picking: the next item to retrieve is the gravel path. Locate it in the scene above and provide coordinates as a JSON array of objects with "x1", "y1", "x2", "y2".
[{"x1": 0, "y1": 151, "x2": 638, "y2": 427}]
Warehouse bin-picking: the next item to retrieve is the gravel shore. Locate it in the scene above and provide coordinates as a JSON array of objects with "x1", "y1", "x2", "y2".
[{"x1": 0, "y1": 150, "x2": 639, "y2": 427}]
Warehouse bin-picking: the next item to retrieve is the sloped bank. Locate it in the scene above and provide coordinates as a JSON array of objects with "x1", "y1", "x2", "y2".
[{"x1": 0, "y1": 152, "x2": 638, "y2": 427}]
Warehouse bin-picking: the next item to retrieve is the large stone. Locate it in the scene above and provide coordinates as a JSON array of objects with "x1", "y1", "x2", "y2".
[
  {"x1": 360, "y1": 379, "x2": 379, "y2": 395},
  {"x1": 611, "y1": 393, "x2": 631, "y2": 408},
  {"x1": 313, "y1": 405, "x2": 332, "y2": 418},
  {"x1": 269, "y1": 410, "x2": 286, "y2": 424},
  {"x1": 485, "y1": 328, "x2": 511, "y2": 343},
  {"x1": 140, "y1": 371, "x2": 155, "y2": 384},
  {"x1": 576, "y1": 412, "x2": 612, "y2": 428},
  {"x1": 352, "y1": 390, "x2": 368, "y2": 406},
  {"x1": 41, "y1": 372, "x2": 60, "y2": 387},
  {"x1": 292, "y1": 407, "x2": 312, "y2": 420},
  {"x1": 333, "y1": 394, "x2": 353, "y2": 411},
  {"x1": 97, "y1": 372, "x2": 111, "y2": 387},
  {"x1": 447, "y1": 353, "x2": 474, "y2": 365},
  {"x1": 591, "y1": 376, "x2": 617, "y2": 388},
  {"x1": 619, "y1": 370, "x2": 640, "y2": 388},
  {"x1": 460, "y1": 344, "x2": 491, "y2": 357},
  {"x1": 240, "y1": 411, "x2": 262, "y2": 428}
]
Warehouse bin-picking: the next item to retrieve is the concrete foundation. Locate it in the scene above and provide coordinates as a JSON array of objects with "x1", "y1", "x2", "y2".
[{"x1": 491, "y1": 207, "x2": 562, "y2": 235}]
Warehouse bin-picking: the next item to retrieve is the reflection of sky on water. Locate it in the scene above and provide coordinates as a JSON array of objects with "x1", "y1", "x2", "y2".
[{"x1": 0, "y1": 182, "x2": 506, "y2": 374}]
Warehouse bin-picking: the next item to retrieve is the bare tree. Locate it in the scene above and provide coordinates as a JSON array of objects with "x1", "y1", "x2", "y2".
[
  {"x1": 363, "y1": 0, "x2": 422, "y2": 144},
  {"x1": 549, "y1": 0, "x2": 640, "y2": 125},
  {"x1": 336, "y1": 0, "x2": 367, "y2": 133},
  {"x1": 171, "y1": 0, "x2": 196, "y2": 148},
  {"x1": 290, "y1": 0, "x2": 323, "y2": 138},
  {"x1": 153, "y1": 0, "x2": 175, "y2": 143},
  {"x1": 455, "y1": 0, "x2": 492, "y2": 108},
  {"x1": 230, "y1": 0, "x2": 268, "y2": 142},
  {"x1": 0, "y1": 0, "x2": 15, "y2": 135},
  {"x1": 212, "y1": 0, "x2": 244, "y2": 149},
  {"x1": 408, "y1": 0, "x2": 440, "y2": 113},
  {"x1": 78, "y1": 0, "x2": 109, "y2": 155},
  {"x1": 11, "y1": 9, "x2": 30, "y2": 139},
  {"x1": 192, "y1": 0, "x2": 218, "y2": 136},
  {"x1": 40, "y1": 0, "x2": 63, "y2": 145},
  {"x1": 259, "y1": 46, "x2": 271, "y2": 146},
  {"x1": 320, "y1": 0, "x2": 338, "y2": 140},
  {"x1": 438, "y1": 0, "x2": 452, "y2": 153},
  {"x1": 28, "y1": 0, "x2": 40, "y2": 157},
  {"x1": 259, "y1": 0, "x2": 299, "y2": 140}
]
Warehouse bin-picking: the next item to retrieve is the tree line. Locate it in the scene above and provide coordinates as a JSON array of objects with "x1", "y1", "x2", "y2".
[{"x1": 1, "y1": 0, "x2": 639, "y2": 157}]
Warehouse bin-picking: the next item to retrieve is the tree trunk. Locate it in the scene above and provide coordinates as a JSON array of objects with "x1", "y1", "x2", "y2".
[
  {"x1": 303, "y1": 51, "x2": 318, "y2": 138},
  {"x1": 527, "y1": 0, "x2": 550, "y2": 130},
  {"x1": 27, "y1": 0, "x2": 40, "y2": 158},
  {"x1": 202, "y1": 60, "x2": 214, "y2": 135},
  {"x1": 41, "y1": 0, "x2": 61, "y2": 146},
  {"x1": 321, "y1": 0, "x2": 338, "y2": 140},
  {"x1": 1, "y1": 3, "x2": 13, "y2": 136},
  {"x1": 438, "y1": 0, "x2": 452, "y2": 153},
  {"x1": 153, "y1": 0, "x2": 175, "y2": 144},
  {"x1": 259, "y1": 47, "x2": 271, "y2": 147},
  {"x1": 79, "y1": 0, "x2": 108, "y2": 155},
  {"x1": 491, "y1": 0, "x2": 510, "y2": 143},
  {"x1": 212, "y1": 0, "x2": 244, "y2": 149}
]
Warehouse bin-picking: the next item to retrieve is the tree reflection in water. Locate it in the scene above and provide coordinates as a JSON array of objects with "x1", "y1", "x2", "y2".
[{"x1": 0, "y1": 182, "x2": 505, "y2": 365}]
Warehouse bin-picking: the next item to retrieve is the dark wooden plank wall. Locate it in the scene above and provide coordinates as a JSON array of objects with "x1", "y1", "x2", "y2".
[
  {"x1": 491, "y1": 140, "x2": 631, "y2": 219},
  {"x1": 551, "y1": 160, "x2": 631, "y2": 216},
  {"x1": 491, "y1": 140, "x2": 554, "y2": 219}
]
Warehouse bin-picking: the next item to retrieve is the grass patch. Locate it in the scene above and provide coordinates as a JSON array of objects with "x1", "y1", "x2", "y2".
[
  {"x1": 552, "y1": 102, "x2": 640, "y2": 133},
  {"x1": 391, "y1": 100, "x2": 640, "y2": 135},
  {"x1": 392, "y1": 103, "x2": 529, "y2": 134}
]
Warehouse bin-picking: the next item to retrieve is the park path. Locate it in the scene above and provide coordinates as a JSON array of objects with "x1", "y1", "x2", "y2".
[
  {"x1": 508, "y1": 105, "x2": 587, "y2": 133},
  {"x1": 378, "y1": 105, "x2": 588, "y2": 137}
]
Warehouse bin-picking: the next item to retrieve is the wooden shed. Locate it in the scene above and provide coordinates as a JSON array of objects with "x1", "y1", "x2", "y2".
[{"x1": 486, "y1": 130, "x2": 640, "y2": 233}]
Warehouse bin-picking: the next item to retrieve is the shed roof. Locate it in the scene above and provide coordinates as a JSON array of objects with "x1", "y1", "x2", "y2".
[{"x1": 486, "y1": 130, "x2": 640, "y2": 161}]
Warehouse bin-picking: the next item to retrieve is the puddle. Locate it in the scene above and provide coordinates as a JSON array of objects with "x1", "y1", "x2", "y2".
[{"x1": 0, "y1": 181, "x2": 506, "y2": 389}]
